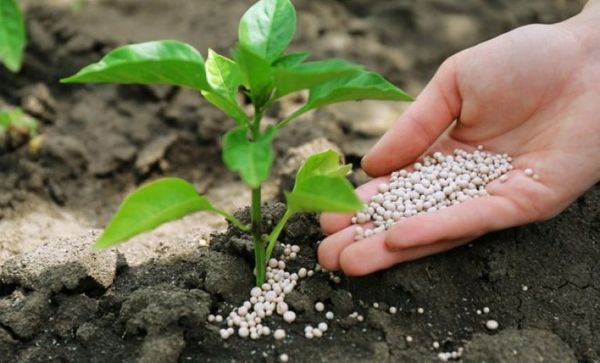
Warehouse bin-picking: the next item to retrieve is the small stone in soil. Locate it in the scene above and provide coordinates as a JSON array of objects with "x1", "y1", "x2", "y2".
[{"x1": 279, "y1": 353, "x2": 289, "y2": 362}]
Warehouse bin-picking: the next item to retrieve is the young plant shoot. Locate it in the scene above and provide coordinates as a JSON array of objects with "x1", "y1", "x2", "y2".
[
  {"x1": 0, "y1": 107, "x2": 39, "y2": 152},
  {"x1": 61, "y1": 0, "x2": 412, "y2": 285},
  {"x1": 0, "y1": 0, "x2": 26, "y2": 72}
]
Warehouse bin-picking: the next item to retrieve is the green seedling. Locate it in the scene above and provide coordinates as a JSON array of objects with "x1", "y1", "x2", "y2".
[
  {"x1": 61, "y1": 0, "x2": 412, "y2": 285},
  {"x1": 0, "y1": 107, "x2": 38, "y2": 136},
  {"x1": 0, "y1": 107, "x2": 39, "y2": 151},
  {"x1": 0, "y1": 0, "x2": 26, "y2": 72}
]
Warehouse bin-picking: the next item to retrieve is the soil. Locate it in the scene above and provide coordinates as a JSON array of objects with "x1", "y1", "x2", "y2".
[{"x1": 0, "y1": 0, "x2": 597, "y2": 362}]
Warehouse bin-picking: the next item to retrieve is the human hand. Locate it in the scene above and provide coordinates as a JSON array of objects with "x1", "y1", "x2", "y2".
[{"x1": 318, "y1": 5, "x2": 600, "y2": 276}]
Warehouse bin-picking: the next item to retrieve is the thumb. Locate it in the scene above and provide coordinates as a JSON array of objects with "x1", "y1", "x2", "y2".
[{"x1": 362, "y1": 56, "x2": 462, "y2": 176}]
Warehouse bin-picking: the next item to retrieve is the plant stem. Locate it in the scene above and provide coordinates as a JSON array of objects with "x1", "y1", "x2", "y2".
[
  {"x1": 251, "y1": 186, "x2": 265, "y2": 286},
  {"x1": 251, "y1": 105, "x2": 263, "y2": 139},
  {"x1": 213, "y1": 208, "x2": 251, "y2": 233},
  {"x1": 250, "y1": 105, "x2": 267, "y2": 286},
  {"x1": 276, "y1": 106, "x2": 309, "y2": 129},
  {"x1": 265, "y1": 209, "x2": 293, "y2": 263}
]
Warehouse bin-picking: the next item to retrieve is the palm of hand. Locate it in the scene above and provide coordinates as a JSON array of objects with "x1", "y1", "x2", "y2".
[{"x1": 318, "y1": 23, "x2": 600, "y2": 276}]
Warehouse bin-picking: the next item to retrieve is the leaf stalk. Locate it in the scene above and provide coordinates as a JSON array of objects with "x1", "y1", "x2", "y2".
[
  {"x1": 265, "y1": 208, "x2": 293, "y2": 263},
  {"x1": 213, "y1": 208, "x2": 251, "y2": 232},
  {"x1": 276, "y1": 106, "x2": 309, "y2": 129}
]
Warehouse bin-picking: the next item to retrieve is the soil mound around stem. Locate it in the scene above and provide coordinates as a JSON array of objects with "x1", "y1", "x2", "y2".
[{"x1": 0, "y1": 187, "x2": 598, "y2": 362}]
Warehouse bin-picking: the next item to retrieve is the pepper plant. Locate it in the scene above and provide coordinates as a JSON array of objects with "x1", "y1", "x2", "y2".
[
  {"x1": 61, "y1": 0, "x2": 412, "y2": 285},
  {"x1": 0, "y1": 0, "x2": 26, "y2": 72}
]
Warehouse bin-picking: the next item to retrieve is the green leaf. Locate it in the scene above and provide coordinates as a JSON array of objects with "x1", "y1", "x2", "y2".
[
  {"x1": 61, "y1": 40, "x2": 210, "y2": 91},
  {"x1": 201, "y1": 91, "x2": 248, "y2": 127},
  {"x1": 239, "y1": 0, "x2": 296, "y2": 62},
  {"x1": 0, "y1": 109, "x2": 12, "y2": 129},
  {"x1": 277, "y1": 71, "x2": 413, "y2": 128},
  {"x1": 287, "y1": 150, "x2": 360, "y2": 213},
  {"x1": 273, "y1": 51, "x2": 310, "y2": 68},
  {"x1": 294, "y1": 149, "x2": 352, "y2": 190},
  {"x1": 286, "y1": 175, "x2": 362, "y2": 213},
  {"x1": 96, "y1": 178, "x2": 215, "y2": 249},
  {"x1": 222, "y1": 126, "x2": 277, "y2": 188},
  {"x1": 273, "y1": 59, "x2": 363, "y2": 98},
  {"x1": 0, "y1": 0, "x2": 26, "y2": 72},
  {"x1": 236, "y1": 46, "x2": 274, "y2": 108},
  {"x1": 304, "y1": 71, "x2": 413, "y2": 110},
  {"x1": 205, "y1": 49, "x2": 242, "y2": 100},
  {"x1": 203, "y1": 49, "x2": 247, "y2": 125},
  {"x1": 0, "y1": 107, "x2": 38, "y2": 136},
  {"x1": 236, "y1": 0, "x2": 298, "y2": 103}
]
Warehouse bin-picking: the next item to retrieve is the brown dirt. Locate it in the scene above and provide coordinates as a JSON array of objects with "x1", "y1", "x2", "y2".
[{"x1": 0, "y1": 0, "x2": 597, "y2": 362}]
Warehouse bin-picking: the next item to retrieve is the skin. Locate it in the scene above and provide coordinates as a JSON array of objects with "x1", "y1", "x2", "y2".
[{"x1": 318, "y1": 1, "x2": 600, "y2": 276}]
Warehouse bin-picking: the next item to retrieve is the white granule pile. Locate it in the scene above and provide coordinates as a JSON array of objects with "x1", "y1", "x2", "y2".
[
  {"x1": 209, "y1": 243, "x2": 332, "y2": 343},
  {"x1": 352, "y1": 146, "x2": 514, "y2": 240}
]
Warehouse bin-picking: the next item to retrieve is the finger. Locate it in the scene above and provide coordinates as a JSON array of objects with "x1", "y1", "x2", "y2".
[
  {"x1": 318, "y1": 224, "x2": 361, "y2": 271},
  {"x1": 339, "y1": 234, "x2": 469, "y2": 276},
  {"x1": 384, "y1": 194, "x2": 521, "y2": 250},
  {"x1": 320, "y1": 176, "x2": 389, "y2": 235},
  {"x1": 362, "y1": 57, "x2": 462, "y2": 177}
]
